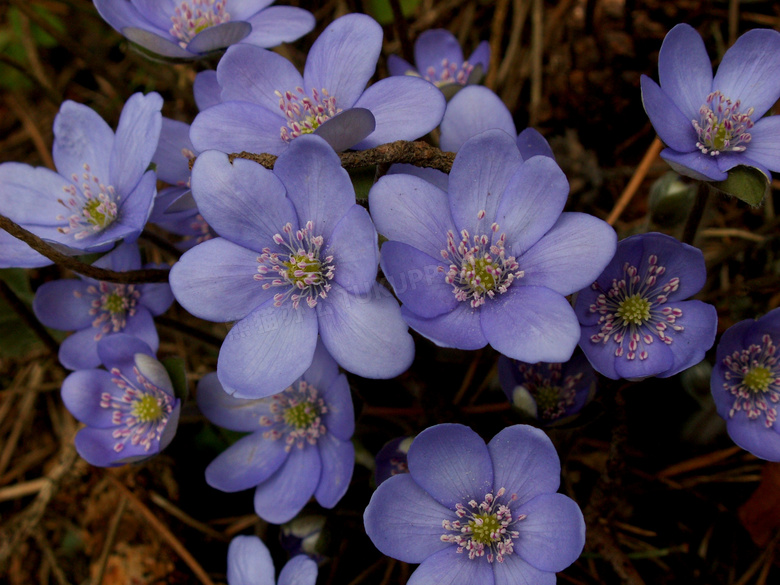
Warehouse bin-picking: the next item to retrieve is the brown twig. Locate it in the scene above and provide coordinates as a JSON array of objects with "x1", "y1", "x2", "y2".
[
  {"x1": 0, "y1": 214, "x2": 170, "y2": 284},
  {"x1": 606, "y1": 137, "x2": 663, "y2": 226},
  {"x1": 91, "y1": 496, "x2": 128, "y2": 585}
]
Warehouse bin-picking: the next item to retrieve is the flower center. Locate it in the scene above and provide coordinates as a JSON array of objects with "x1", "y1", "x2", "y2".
[
  {"x1": 255, "y1": 221, "x2": 334, "y2": 309},
  {"x1": 511, "y1": 362, "x2": 581, "y2": 421},
  {"x1": 276, "y1": 87, "x2": 341, "y2": 142},
  {"x1": 692, "y1": 91, "x2": 754, "y2": 156},
  {"x1": 56, "y1": 163, "x2": 118, "y2": 240},
  {"x1": 588, "y1": 255, "x2": 684, "y2": 361},
  {"x1": 722, "y1": 334, "x2": 780, "y2": 428},
  {"x1": 260, "y1": 380, "x2": 328, "y2": 451},
  {"x1": 424, "y1": 58, "x2": 475, "y2": 87},
  {"x1": 79, "y1": 282, "x2": 140, "y2": 341},
  {"x1": 169, "y1": 0, "x2": 231, "y2": 47},
  {"x1": 534, "y1": 386, "x2": 562, "y2": 414},
  {"x1": 439, "y1": 211, "x2": 524, "y2": 308},
  {"x1": 441, "y1": 488, "x2": 524, "y2": 563},
  {"x1": 616, "y1": 294, "x2": 652, "y2": 325},
  {"x1": 100, "y1": 364, "x2": 176, "y2": 454}
]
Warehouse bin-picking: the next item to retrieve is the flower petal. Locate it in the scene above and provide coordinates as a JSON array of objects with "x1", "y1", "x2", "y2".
[
  {"x1": 408, "y1": 546, "x2": 495, "y2": 585},
  {"x1": 440, "y1": 86, "x2": 516, "y2": 153},
  {"x1": 517, "y1": 212, "x2": 617, "y2": 295},
  {"x1": 58, "y1": 327, "x2": 102, "y2": 370},
  {"x1": 169, "y1": 237, "x2": 275, "y2": 322},
  {"x1": 314, "y1": 107, "x2": 376, "y2": 152},
  {"x1": 242, "y1": 6, "x2": 315, "y2": 48},
  {"x1": 364, "y1": 473, "x2": 454, "y2": 563},
  {"x1": 744, "y1": 116, "x2": 780, "y2": 172},
  {"x1": 481, "y1": 285, "x2": 580, "y2": 363},
  {"x1": 414, "y1": 30, "x2": 464, "y2": 79},
  {"x1": 186, "y1": 21, "x2": 251, "y2": 54},
  {"x1": 0, "y1": 163, "x2": 73, "y2": 227},
  {"x1": 726, "y1": 419, "x2": 780, "y2": 462},
  {"x1": 387, "y1": 163, "x2": 449, "y2": 191},
  {"x1": 122, "y1": 28, "x2": 196, "y2": 59},
  {"x1": 516, "y1": 128, "x2": 554, "y2": 161},
  {"x1": 53, "y1": 101, "x2": 113, "y2": 185},
  {"x1": 278, "y1": 556, "x2": 317, "y2": 585},
  {"x1": 61, "y1": 369, "x2": 116, "y2": 427},
  {"x1": 640, "y1": 76, "x2": 698, "y2": 153},
  {"x1": 657, "y1": 300, "x2": 717, "y2": 378},
  {"x1": 205, "y1": 431, "x2": 288, "y2": 492},
  {"x1": 153, "y1": 117, "x2": 194, "y2": 185},
  {"x1": 33, "y1": 280, "x2": 94, "y2": 330},
  {"x1": 194, "y1": 70, "x2": 222, "y2": 111},
  {"x1": 314, "y1": 433, "x2": 354, "y2": 508},
  {"x1": 319, "y1": 374, "x2": 354, "y2": 441},
  {"x1": 190, "y1": 101, "x2": 286, "y2": 155},
  {"x1": 493, "y1": 553, "x2": 556, "y2": 585},
  {"x1": 401, "y1": 303, "x2": 486, "y2": 350},
  {"x1": 218, "y1": 299, "x2": 319, "y2": 398},
  {"x1": 226, "y1": 536, "x2": 275, "y2": 585},
  {"x1": 323, "y1": 204, "x2": 378, "y2": 296},
  {"x1": 613, "y1": 337, "x2": 674, "y2": 380},
  {"x1": 190, "y1": 150, "x2": 296, "y2": 251},
  {"x1": 467, "y1": 40, "x2": 490, "y2": 70},
  {"x1": 94, "y1": 0, "x2": 150, "y2": 32},
  {"x1": 369, "y1": 173, "x2": 456, "y2": 260},
  {"x1": 253, "y1": 443, "x2": 322, "y2": 523},
  {"x1": 387, "y1": 54, "x2": 416, "y2": 76},
  {"x1": 317, "y1": 283, "x2": 414, "y2": 379},
  {"x1": 514, "y1": 493, "x2": 585, "y2": 572},
  {"x1": 302, "y1": 339, "x2": 341, "y2": 393},
  {"x1": 197, "y1": 372, "x2": 272, "y2": 432},
  {"x1": 74, "y1": 426, "x2": 152, "y2": 467},
  {"x1": 657, "y1": 24, "x2": 713, "y2": 120},
  {"x1": 659, "y1": 148, "x2": 727, "y2": 181},
  {"x1": 407, "y1": 423, "x2": 493, "y2": 508},
  {"x1": 304, "y1": 14, "x2": 382, "y2": 109}
]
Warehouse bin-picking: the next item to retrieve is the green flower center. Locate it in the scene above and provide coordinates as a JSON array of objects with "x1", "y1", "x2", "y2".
[
  {"x1": 284, "y1": 254, "x2": 323, "y2": 288},
  {"x1": 284, "y1": 403, "x2": 318, "y2": 429},
  {"x1": 616, "y1": 294, "x2": 651, "y2": 325},
  {"x1": 468, "y1": 257, "x2": 497, "y2": 293},
  {"x1": 102, "y1": 292, "x2": 127, "y2": 315},
  {"x1": 131, "y1": 394, "x2": 163, "y2": 423},
  {"x1": 744, "y1": 366, "x2": 773, "y2": 393},
  {"x1": 468, "y1": 513, "x2": 503, "y2": 545},
  {"x1": 84, "y1": 198, "x2": 113, "y2": 229},
  {"x1": 533, "y1": 386, "x2": 561, "y2": 414}
]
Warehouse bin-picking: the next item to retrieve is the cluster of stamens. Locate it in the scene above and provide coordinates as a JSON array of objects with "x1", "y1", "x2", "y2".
[
  {"x1": 56, "y1": 163, "x2": 118, "y2": 240},
  {"x1": 75, "y1": 282, "x2": 141, "y2": 341},
  {"x1": 441, "y1": 488, "x2": 523, "y2": 563},
  {"x1": 259, "y1": 380, "x2": 328, "y2": 452},
  {"x1": 254, "y1": 221, "x2": 334, "y2": 309},
  {"x1": 99, "y1": 365, "x2": 176, "y2": 453},
  {"x1": 440, "y1": 211, "x2": 523, "y2": 308},
  {"x1": 588, "y1": 255, "x2": 684, "y2": 360},
  {"x1": 187, "y1": 213, "x2": 214, "y2": 245},
  {"x1": 722, "y1": 334, "x2": 780, "y2": 428},
  {"x1": 276, "y1": 87, "x2": 341, "y2": 142},
  {"x1": 514, "y1": 362, "x2": 582, "y2": 421},
  {"x1": 424, "y1": 58, "x2": 475, "y2": 86},
  {"x1": 692, "y1": 91, "x2": 754, "y2": 156},
  {"x1": 169, "y1": 0, "x2": 230, "y2": 47}
]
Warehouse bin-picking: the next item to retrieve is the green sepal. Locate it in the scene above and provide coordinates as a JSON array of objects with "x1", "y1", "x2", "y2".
[
  {"x1": 712, "y1": 165, "x2": 769, "y2": 207},
  {"x1": 161, "y1": 356, "x2": 188, "y2": 402}
]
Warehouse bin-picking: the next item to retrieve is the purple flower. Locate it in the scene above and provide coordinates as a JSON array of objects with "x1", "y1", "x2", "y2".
[
  {"x1": 364, "y1": 423, "x2": 585, "y2": 583},
  {"x1": 711, "y1": 308, "x2": 780, "y2": 461},
  {"x1": 227, "y1": 535, "x2": 317, "y2": 585},
  {"x1": 93, "y1": 0, "x2": 314, "y2": 60},
  {"x1": 171, "y1": 134, "x2": 414, "y2": 398},
  {"x1": 61, "y1": 334, "x2": 181, "y2": 467},
  {"x1": 198, "y1": 341, "x2": 355, "y2": 524},
  {"x1": 190, "y1": 14, "x2": 446, "y2": 156},
  {"x1": 32, "y1": 242, "x2": 173, "y2": 370},
  {"x1": 641, "y1": 24, "x2": 780, "y2": 181},
  {"x1": 388, "y1": 29, "x2": 489, "y2": 96},
  {"x1": 574, "y1": 232, "x2": 717, "y2": 380},
  {"x1": 374, "y1": 436, "x2": 413, "y2": 486},
  {"x1": 0, "y1": 93, "x2": 162, "y2": 268},
  {"x1": 370, "y1": 129, "x2": 616, "y2": 363},
  {"x1": 498, "y1": 353, "x2": 595, "y2": 425}
]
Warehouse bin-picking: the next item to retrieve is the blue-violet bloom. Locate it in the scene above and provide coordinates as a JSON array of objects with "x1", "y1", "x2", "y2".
[
  {"x1": 61, "y1": 334, "x2": 181, "y2": 467},
  {"x1": 387, "y1": 29, "x2": 489, "y2": 96},
  {"x1": 370, "y1": 129, "x2": 616, "y2": 363},
  {"x1": 227, "y1": 535, "x2": 317, "y2": 585},
  {"x1": 93, "y1": 0, "x2": 314, "y2": 60},
  {"x1": 198, "y1": 341, "x2": 355, "y2": 524},
  {"x1": 171, "y1": 135, "x2": 415, "y2": 398},
  {"x1": 190, "y1": 13, "x2": 446, "y2": 155},
  {"x1": 0, "y1": 93, "x2": 162, "y2": 267},
  {"x1": 574, "y1": 232, "x2": 717, "y2": 380},
  {"x1": 374, "y1": 436, "x2": 413, "y2": 486},
  {"x1": 641, "y1": 24, "x2": 780, "y2": 181},
  {"x1": 498, "y1": 353, "x2": 595, "y2": 425},
  {"x1": 33, "y1": 242, "x2": 173, "y2": 370},
  {"x1": 364, "y1": 423, "x2": 586, "y2": 583},
  {"x1": 711, "y1": 308, "x2": 780, "y2": 461}
]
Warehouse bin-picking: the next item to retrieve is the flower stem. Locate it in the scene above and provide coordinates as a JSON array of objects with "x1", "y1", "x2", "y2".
[{"x1": 681, "y1": 181, "x2": 711, "y2": 245}]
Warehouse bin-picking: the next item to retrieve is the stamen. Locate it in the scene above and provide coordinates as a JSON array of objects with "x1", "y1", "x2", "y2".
[
  {"x1": 56, "y1": 163, "x2": 118, "y2": 240},
  {"x1": 692, "y1": 91, "x2": 754, "y2": 156},
  {"x1": 275, "y1": 87, "x2": 341, "y2": 142},
  {"x1": 260, "y1": 380, "x2": 328, "y2": 452},
  {"x1": 722, "y1": 334, "x2": 780, "y2": 428},
  {"x1": 170, "y1": 0, "x2": 231, "y2": 48}
]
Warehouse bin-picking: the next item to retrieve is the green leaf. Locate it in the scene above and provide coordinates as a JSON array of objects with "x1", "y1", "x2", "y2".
[
  {"x1": 161, "y1": 356, "x2": 188, "y2": 402},
  {"x1": 367, "y1": 0, "x2": 421, "y2": 25},
  {"x1": 712, "y1": 165, "x2": 769, "y2": 207}
]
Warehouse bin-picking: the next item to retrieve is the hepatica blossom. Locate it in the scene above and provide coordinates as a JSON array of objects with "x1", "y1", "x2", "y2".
[
  {"x1": 388, "y1": 29, "x2": 489, "y2": 97},
  {"x1": 190, "y1": 13, "x2": 446, "y2": 156},
  {"x1": 61, "y1": 335, "x2": 180, "y2": 467},
  {"x1": 374, "y1": 436, "x2": 413, "y2": 486},
  {"x1": 0, "y1": 93, "x2": 162, "y2": 268},
  {"x1": 32, "y1": 242, "x2": 173, "y2": 370},
  {"x1": 711, "y1": 308, "x2": 780, "y2": 461},
  {"x1": 498, "y1": 353, "x2": 595, "y2": 425},
  {"x1": 574, "y1": 232, "x2": 717, "y2": 380},
  {"x1": 641, "y1": 24, "x2": 780, "y2": 181},
  {"x1": 198, "y1": 342, "x2": 355, "y2": 524},
  {"x1": 227, "y1": 535, "x2": 317, "y2": 585},
  {"x1": 364, "y1": 424, "x2": 585, "y2": 584},
  {"x1": 93, "y1": 0, "x2": 314, "y2": 60},
  {"x1": 370, "y1": 129, "x2": 616, "y2": 363},
  {"x1": 170, "y1": 134, "x2": 414, "y2": 398}
]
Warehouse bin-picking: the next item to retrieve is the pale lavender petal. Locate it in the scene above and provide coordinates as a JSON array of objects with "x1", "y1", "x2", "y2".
[
  {"x1": 658, "y1": 23, "x2": 713, "y2": 120},
  {"x1": 58, "y1": 327, "x2": 102, "y2": 370},
  {"x1": 0, "y1": 163, "x2": 74, "y2": 226},
  {"x1": 493, "y1": 554, "x2": 555, "y2": 585},
  {"x1": 94, "y1": 0, "x2": 151, "y2": 32},
  {"x1": 656, "y1": 300, "x2": 717, "y2": 378},
  {"x1": 726, "y1": 419, "x2": 780, "y2": 462},
  {"x1": 314, "y1": 433, "x2": 354, "y2": 508},
  {"x1": 118, "y1": 306, "x2": 160, "y2": 353},
  {"x1": 197, "y1": 372, "x2": 272, "y2": 432},
  {"x1": 194, "y1": 70, "x2": 222, "y2": 111},
  {"x1": 242, "y1": 6, "x2": 315, "y2": 48},
  {"x1": 323, "y1": 205, "x2": 378, "y2": 296},
  {"x1": 32, "y1": 280, "x2": 93, "y2": 330},
  {"x1": 660, "y1": 148, "x2": 727, "y2": 181},
  {"x1": 319, "y1": 374, "x2": 354, "y2": 441},
  {"x1": 0, "y1": 228, "x2": 52, "y2": 268},
  {"x1": 253, "y1": 444, "x2": 322, "y2": 523},
  {"x1": 206, "y1": 431, "x2": 288, "y2": 492},
  {"x1": 516, "y1": 128, "x2": 554, "y2": 161},
  {"x1": 613, "y1": 338, "x2": 674, "y2": 380},
  {"x1": 745, "y1": 116, "x2": 780, "y2": 172},
  {"x1": 387, "y1": 163, "x2": 449, "y2": 191},
  {"x1": 190, "y1": 101, "x2": 286, "y2": 155},
  {"x1": 278, "y1": 555, "x2": 318, "y2": 585},
  {"x1": 302, "y1": 340, "x2": 341, "y2": 394},
  {"x1": 414, "y1": 29, "x2": 464, "y2": 79},
  {"x1": 129, "y1": 0, "x2": 177, "y2": 28},
  {"x1": 408, "y1": 547, "x2": 495, "y2": 585},
  {"x1": 226, "y1": 536, "x2": 275, "y2": 585},
  {"x1": 221, "y1": 0, "x2": 276, "y2": 19},
  {"x1": 467, "y1": 40, "x2": 490, "y2": 70},
  {"x1": 314, "y1": 108, "x2": 375, "y2": 152},
  {"x1": 139, "y1": 282, "x2": 174, "y2": 316},
  {"x1": 401, "y1": 303, "x2": 486, "y2": 350},
  {"x1": 122, "y1": 28, "x2": 195, "y2": 59},
  {"x1": 53, "y1": 101, "x2": 114, "y2": 184},
  {"x1": 388, "y1": 54, "x2": 416, "y2": 76},
  {"x1": 74, "y1": 426, "x2": 153, "y2": 467},
  {"x1": 153, "y1": 118, "x2": 194, "y2": 185},
  {"x1": 407, "y1": 423, "x2": 493, "y2": 508},
  {"x1": 640, "y1": 76, "x2": 698, "y2": 153},
  {"x1": 440, "y1": 86, "x2": 516, "y2": 153},
  {"x1": 480, "y1": 285, "x2": 580, "y2": 363},
  {"x1": 186, "y1": 21, "x2": 251, "y2": 54},
  {"x1": 111, "y1": 170, "x2": 157, "y2": 243},
  {"x1": 364, "y1": 473, "x2": 454, "y2": 563},
  {"x1": 61, "y1": 369, "x2": 116, "y2": 427}
]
